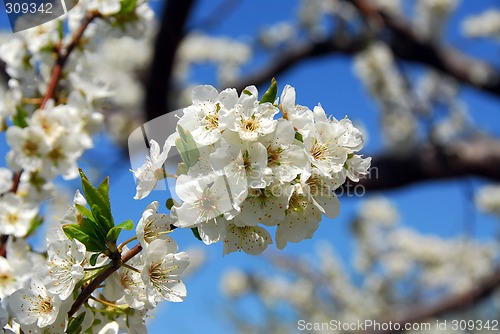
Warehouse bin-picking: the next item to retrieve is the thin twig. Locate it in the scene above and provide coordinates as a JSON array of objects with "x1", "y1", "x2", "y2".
[{"x1": 68, "y1": 244, "x2": 142, "y2": 318}]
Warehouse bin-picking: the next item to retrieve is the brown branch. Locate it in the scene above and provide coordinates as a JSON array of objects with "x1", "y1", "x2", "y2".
[
  {"x1": 344, "y1": 138, "x2": 500, "y2": 192},
  {"x1": 230, "y1": 36, "x2": 365, "y2": 93},
  {"x1": 68, "y1": 244, "x2": 142, "y2": 318},
  {"x1": 144, "y1": 0, "x2": 196, "y2": 122},
  {"x1": 347, "y1": 0, "x2": 500, "y2": 98},
  {"x1": 230, "y1": 0, "x2": 500, "y2": 100},
  {"x1": 369, "y1": 270, "x2": 500, "y2": 334},
  {"x1": 41, "y1": 12, "x2": 99, "y2": 108}
]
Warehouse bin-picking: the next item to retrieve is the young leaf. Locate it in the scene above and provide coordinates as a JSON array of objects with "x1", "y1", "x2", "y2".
[
  {"x1": 260, "y1": 78, "x2": 277, "y2": 104},
  {"x1": 78, "y1": 169, "x2": 114, "y2": 230},
  {"x1": 105, "y1": 219, "x2": 134, "y2": 243},
  {"x1": 120, "y1": 0, "x2": 137, "y2": 13},
  {"x1": 26, "y1": 215, "x2": 44, "y2": 237},
  {"x1": 294, "y1": 131, "x2": 303, "y2": 143},
  {"x1": 12, "y1": 107, "x2": 28, "y2": 128},
  {"x1": 166, "y1": 198, "x2": 175, "y2": 210},
  {"x1": 97, "y1": 177, "x2": 111, "y2": 208},
  {"x1": 66, "y1": 312, "x2": 86, "y2": 334},
  {"x1": 89, "y1": 253, "x2": 100, "y2": 266},
  {"x1": 62, "y1": 225, "x2": 105, "y2": 252},
  {"x1": 176, "y1": 162, "x2": 188, "y2": 175},
  {"x1": 92, "y1": 204, "x2": 113, "y2": 233},
  {"x1": 75, "y1": 204, "x2": 95, "y2": 223},
  {"x1": 175, "y1": 125, "x2": 200, "y2": 167},
  {"x1": 191, "y1": 227, "x2": 202, "y2": 241},
  {"x1": 79, "y1": 217, "x2": 106, "y2": 245}
]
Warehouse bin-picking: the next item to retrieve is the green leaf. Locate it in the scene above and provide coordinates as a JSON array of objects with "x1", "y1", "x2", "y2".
[
  {"x1": 166, "y1": 198, "x2": 175, "y2": 210},
  {"x1": 106, "y1": 219, "x2": 134, "y2": 243},
  {"x1": 260, "y1": 78, "x2": 277, "y2": 104},
  {"x1": 78, "y1": 169, "x2": 114, "y2": 231},
  {"x1": 13, "y1": 106, "x2": 28, "y2": 128},
  {"x1": 120, "y1": 0, "x2": 137, "y2": 13},
  {"x1": 89, "y1": 253, "x2": 100, "y2": 266},
  {"x1": 79, "y1": 216, "x2": 106, "y2": 244},
  {"x1": 92, "y1": 204, "x2": 113, "y2": 233},
  {"x1": 97, "y1": 176, "x2": 111, "y2": 207},
  {"x1": 191, "y1": 227, "x2": 202, "y2": 241},
  {"x1": 175, "y1": 125, "x2": 200, "y2": 168},
  {"x1": 62, "y1": 225, "x2": 106, "y2": 252},
  {"x1": 67, "y1": 312, "x2": 86, "y2": 334},
  {"x1": 26, "y1": 215, "x2": 44, "y2": 237},
  {"x1": 294, "y1": 131, "x2": 303, "y2": 143},
  {"x1": 75, "y1": 204, "x2": 95, "y2": 223},
  {"x1": 176, "y1": 162, "x2": 188, "y2": 175}
]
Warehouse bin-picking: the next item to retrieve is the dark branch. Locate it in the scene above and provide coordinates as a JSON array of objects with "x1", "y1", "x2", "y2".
[
  {"x1": 230, "y1": 36, "x2": 365, "y2": 93},
  {"x1": 369, "y1": 270, "x2": 500, "y2": 334},
  {"x1": 349, "y1": 0, "x2": 500, "y2": 97},
  {"x1": 346, "y1": 138, "x2": 500, "y2": 192},
  {"x1": 145, "y1": 0, "x2": 196, "y2": 122},
  {"x1": 230, "y1": 0, "x2": 500, "y2": 99}
]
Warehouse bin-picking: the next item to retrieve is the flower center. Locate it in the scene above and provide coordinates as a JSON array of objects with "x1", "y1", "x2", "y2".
[
  {"x1": 267, "y1": 146, "x2": 283, "y2": 167},
  {"x1": 47, "y1": 147, "x2": 64, "y2": 163},
  {"x1": 37, "y1": 297, "x2": 53, "y2": 315},
  {"x1": 242, "y1": 117, "x2": 259, "y2": 133},
  {"x1": 204, "y1": 113, "x2": 219, "y2": 130},
  {"x1": 23, "y1": 140, "x2": 38, "y2": 156},
  {"x1": 5, "y1": 212, "x2": 18, "y2": 225},
  {"x1": 310, "y1": 140, "x2": 329, "y2": 161}
]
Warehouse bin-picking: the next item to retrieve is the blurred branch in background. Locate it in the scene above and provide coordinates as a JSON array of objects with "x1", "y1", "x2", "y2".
[{"x1": 145, "y1": 0, "x2": 196, "y2": 122}]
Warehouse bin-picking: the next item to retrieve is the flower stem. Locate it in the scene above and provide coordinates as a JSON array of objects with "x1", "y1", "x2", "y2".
[
  {"x1": 68, "y1": 244, "x2": 142, "y2": 318},
  {"x1": 118, "y1": 236, "x2": 138, "y2": 252},
  {"x1": 120, "y1": 262, "x2": 141, "y2": 274}
]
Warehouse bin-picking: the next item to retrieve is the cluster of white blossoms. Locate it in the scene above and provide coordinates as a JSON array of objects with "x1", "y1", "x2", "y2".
[
  {"x1": 462, "y1": 9, "x2": 500, "y2": 39},
  {"x1": 354, "y1": 42, "x2": 417, "y2": 148},
  {"x1": 0, "y1": 0, "x2": 196, "y2": 332},
  {"x1": 134, "y1": 82, "x2": 371, "y2": 255},
  {"x1": 476, "y1": 184, "x2": 500, "y2": 217},
  {"x1": 219, "y1": 197, "x2": 500, "y2": 333},
  {"x1": 414, "y1": 0, "x2": 459, "y2": 38},
  {"x1": 0, "y1": 190, "x2": 190, "y2": 333},
  {"x1": 353, "y1": 198, "x2": 498, "y2": 294},
  {"x1": 176, "y1": 33, "x2": 252, "y2": 85}
]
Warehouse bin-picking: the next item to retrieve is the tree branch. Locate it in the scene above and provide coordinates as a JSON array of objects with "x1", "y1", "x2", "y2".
[
  {"x1": 345, "y1": 138, "x2": 500, "y2": 192},
  {"x1": 348, "y1": 0, "x2": 500, "y2": 98},
  {"x1": 369, "y1": 270, "x2": 500, "y2": 334},
  {"x1": 229, "y1": 36, "x2": 365, "y2": 93},
  {"x1": 68, "y1": 244, "x2": 142, "y2": 318},
  {"x1": 144, "y1": 0, "x2": 196, "y2": 122},
  {"x1": 230, "y1": 1, "x2": 500, "y2": 99}
]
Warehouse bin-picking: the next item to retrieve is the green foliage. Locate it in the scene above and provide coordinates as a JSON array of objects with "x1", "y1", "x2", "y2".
[
  {"x1": 26, "y1": 215, "x2": 44, "y2": 237},
  {"x1": 294, "y1": 131, "x2": 303, "y2": 143},
  {"x1": 66, "y1": 313, "x2": 86, "y2": 334},
  {"x1": 12, "y1": 107, "x2": 28, "y2": 128},
  {"x1": 176, "y1": 125, "x2": 200, "y2": 168},
  {"x1": 191, "y1": 227, "x2": 202, "y2": 241},
  {"x1": 89, "y1": 253, "x2": 100, "y2": 266},
  {"x1": 106, "y1": 220, "x2": 134, "y2": 243},
  {"x1": 120, "y1": 0, "x2": 137, "y2": 14},
  {"x1": 63, "y1": 169, "x2": 132, "y2": 254},
  {"x1": 166, "y1": 198, "x2": 175, "y2": 210},
  {"x1": 260, "y1": 78, "x2": 278, "y2": 105}
]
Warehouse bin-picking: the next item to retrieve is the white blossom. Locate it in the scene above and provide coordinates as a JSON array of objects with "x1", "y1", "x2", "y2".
[
  {"x1": 136, "y1": 201, "x2": 174, "y2": 248},
  {"x1": 0, "y1": 194, "x2": 38, "y2": 237},
  {"x1": 133, "y1": 139, "x2": 171, "y2": 200},
  {"x1": 8, "y1": 281, "x2": 63, "y2": 328},
  {"x1": 141, "y1": 239, "x2": 189, "y2": 305}
]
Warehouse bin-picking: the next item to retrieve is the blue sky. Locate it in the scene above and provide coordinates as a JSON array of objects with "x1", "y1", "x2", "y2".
[{"x1": 1, "y1": 0, "x2": 500, "y2": 333}]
